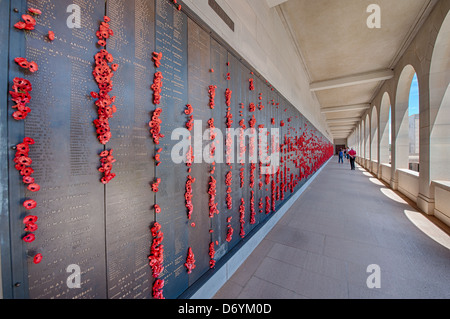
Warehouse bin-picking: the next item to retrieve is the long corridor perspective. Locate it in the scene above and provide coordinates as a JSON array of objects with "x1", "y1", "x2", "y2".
[{"x1": 214, "y1": 157, "x2": 450, "y2": 299}]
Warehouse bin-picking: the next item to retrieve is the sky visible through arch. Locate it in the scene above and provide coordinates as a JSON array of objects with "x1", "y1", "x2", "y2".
[
  {"x1": 409, "y1": 73, "x2": 419, "y2": 116},
  {"x1": 388, "y1": 73, "x2": 419, "y2": 143}
]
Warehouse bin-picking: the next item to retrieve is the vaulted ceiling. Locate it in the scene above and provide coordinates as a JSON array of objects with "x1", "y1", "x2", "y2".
[{"x1": 269, "y1": 0, "x2": 437, "y2": 141}]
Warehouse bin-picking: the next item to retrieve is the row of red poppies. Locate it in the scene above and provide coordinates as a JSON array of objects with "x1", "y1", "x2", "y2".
[
  {"x1": 10, "y1": 8, "x2": 50, "y2": 266},
  {"x1": 149, "y1": 50, "x2": 165, "y2": 299}
]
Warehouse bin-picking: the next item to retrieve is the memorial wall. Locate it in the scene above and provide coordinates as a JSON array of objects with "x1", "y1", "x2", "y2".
[{"x1": 1, "y1": 0, "x2": 332, "y2": 299}]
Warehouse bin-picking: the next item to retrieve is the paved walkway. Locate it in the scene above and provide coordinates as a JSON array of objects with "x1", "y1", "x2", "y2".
[{"x1": 214, "y1": 157, "x2": 450, "y2": 299}]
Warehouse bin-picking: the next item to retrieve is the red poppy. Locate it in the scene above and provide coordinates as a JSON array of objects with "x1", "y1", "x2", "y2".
[
  {"x1": 28, "y1": 8, "x2": 42, "y2": 15},
  {"x1": 24, "y1": 223, "x2": 38, "y2": 232},
  {"x1": 20, "y1": 167, "x2": 34, "y2": 177},
  {"x1": 23, "y1": 137, "x2": 35, "y2": 145},
  {"x1": 154, "y1": 204, "x2": 161, "y2": 214},
  {"x1": 48, "y1": 31, "x2": 55, "y2": 41},
  {"x1": 14, "y1": 21, "x2": 26, "y2": 29},
  {"x1": 184, "y1": 247, "x2": 196, "y2": 274},
  {"x1": 22, "y1": 14, "x2": 36, "y2": 25},
  {"x1": 15, "y1": 156, "x2": 32, "y2": 166},
  {"x1": 99, "y1": 150, "x2": 109, "y2": 157},
  {"x1": 23, "y1": 233, "x2": 35, "y2": 243},
  {"x1": 23, "y1": 215, "x2": 38, "y2": 224},
  {"x1": 23, "y1": 199, "x2": 37, "y2": 210},
  {"x1": 16, "y1": 143, "x2": 29, "y2": 155},
  {"x1": 12, "y1": 111, "x2": 26, "y2": 120},
  {"x1": 14, "y1": 57, "x2": 29, "y2": 69},
  {"x1": 104, "y1": 16, "x2": 111, "y2": 23},
  {"x1": 23, "y1": 234, "x2": 36, "y2": 243},
  {"x1": 27, "y1": 183, "x2": 40, "y2": 192},
  {"x1": 33, "y1": 254, "x2": 43, "y2": 264},
  {"x1": 23, "y1": 176, "x2": 35, "y2": 184}
]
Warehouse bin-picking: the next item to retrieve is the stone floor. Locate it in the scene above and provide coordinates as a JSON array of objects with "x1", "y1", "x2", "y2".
[{"x1": 213, "y1": 157, "x2": 450, "y2": 299}]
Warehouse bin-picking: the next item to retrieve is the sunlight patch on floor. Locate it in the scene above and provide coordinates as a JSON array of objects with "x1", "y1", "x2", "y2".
[
  {"x1": 369, "y1": 178, "x2": 384, "y2": 186},
  {"x1": 404, "y1": 210, "x2": 450, "y2": 250},
  {"x1": 380, "y1": 188, "x2": 408, "y2": 204}
]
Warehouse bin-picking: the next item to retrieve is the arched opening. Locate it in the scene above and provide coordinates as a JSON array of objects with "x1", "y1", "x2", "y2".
[
  {"x1": 365, "y1": 115, "x2": 370, "y2": 160},
  {"x1": 394, "y1": 64, "x2": 417, "y2": 171},
  {"x1": 409, "y1": 73, "x2": 420, "y2": 172},
  {"x1": 379, "y1": 92, "x2": 391, "y2": 164},
  {"x1": 430, "y1": 11, "x2": 450, "y2": 181},
  {"x1": 371, "y1": 106, "x2": 378, "y2": 163}
]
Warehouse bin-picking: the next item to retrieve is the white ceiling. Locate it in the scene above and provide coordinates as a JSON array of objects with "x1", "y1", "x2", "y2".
[{"x1": 273, "y1": 0, "x2": 437, "y2": 140}]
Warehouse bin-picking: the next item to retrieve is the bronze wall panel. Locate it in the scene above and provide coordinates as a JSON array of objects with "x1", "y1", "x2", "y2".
[
  {"x1": 154, "y1": 0, "x2": 189, "y2": 298},
  {"x1": 187, "y1": 18, "x2": 213, "y2": 284},
  {"x1": 105, "y1": 0, "x2": 156, "y2": 299},
  {"x1": 21, "y1": 0, "x2": 107, "y2": 299}
]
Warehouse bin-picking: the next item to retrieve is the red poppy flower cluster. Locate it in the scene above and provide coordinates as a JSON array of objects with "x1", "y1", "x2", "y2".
[
  {"x1": 239, "y1": 198, "x2": 246, "y2": 238},
  {"x1": 91, "y1": 49, "x2": 118, "y2": 145},
  {"x1": 238, "y1": 119, "x2": 247, "y2": 189},
  {"x1": 153, "y1": 279, "x2": 164, "y2": 300},
  {"x1": 226, "y1": 216, "x2": 233, "y2": 243},
  {"x1": 265, "y1": 196, "x2": 271, "y2": 214},
  {"x1": 184, "y1": 247, "x2": 196, "y2": 274},
  {"x1": 185, "y1": 175, "x2": 195, "y2": 220},
  {"x1": 207, "y1": 118, "x2": 216, "y2": 158},
  {"x1": 249, "y1": 163, "x2": 256, "y2": 189},
  {"x1": 92, "y1": 21, "x2": 118, "y2": 146},
  {"x1": 259, "y1": 197, "x2": 264, "y2": 213},
  {"x1": 149, "y1": 222, "x2": 164, "y2": 278},
  {"x1": 23, "y1": 215, "x2": 38, "y2": 246},
  {"x1": 152, "y1": 52, "x2": 162, "y2": 68},
  {"x1": 48, "y1": 31, "x2": 55, "y2": 41},
  {"x1": 185, "y1": 104, "x2": 194, "y2": 131},
  {"x1": 149, "y1": 108, "x2": 164, "y2": 144},
  {"x1": 208, "y1": 85, "x2": 217, "y2": 109},
  {"x1": 95, "y1": 16, "x2": 114, "y2": 46},
  {"x1": 186, "y1": 146, "x2": 194, "y2": 171},
  {"x1": 13, "y1": 137, "x2": 38, "y2": 189},
  {"x1": 14, "y1": 13, "x2": 37, "y2": 31},
  {"x1": 98, "y1": 150, "x2": 116, "y2": 184},
  {"x1": 154, "y1": 204, "x2": 161, "y2": 214},
  {"x1": 225, "y1": 88, "x2": 232, "y2": 107},
  {"x1": 209, "y1": 242, "x2": 216, "y2": 269},
  {"x1": 271, "y1": 180, "x2": 276, "y2": 212},
  {"x1": 151, "y1": 178, "x2": 161, "y2": 193},
  {"x1": 225, "y1": 171, "x2": 232, "y2": 210},
  {"x1": 249, "y1": 102, "x2": 256, "y2": 113},
  {"x1": 13, "y1": 138, "x2": 41, "y2": 262},
  {"x1": 208, "y1": 175, "x2": 219, "y2": 218},
  {"x1": 14, "y1": 57, "x2": 38, "y2": 73},
  {"x1": 152, "y1": 72, "x2": 163, "y2": 105},
  {"x1": 249, "y1": 78, "x2": 254, "y2": 91},
  {"x1": 250, "y1": 191, "x2": 256, "y2": 225},
  {"x1": 154, "y1": 148, "x2": 162, "y2": 167},
  {"x1": 10, "y1": 77, "x2": 32, "y2": 120}
]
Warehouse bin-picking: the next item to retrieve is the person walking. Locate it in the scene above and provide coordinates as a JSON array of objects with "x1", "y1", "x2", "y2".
[
  {"x1": 338, "y1": 149, "x2": 344, "y2": 164},
  {"x1": 348, "y1": 147, "x2": 357, "y2": 170}
]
